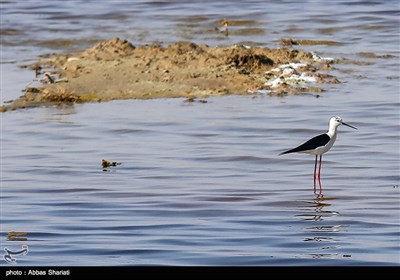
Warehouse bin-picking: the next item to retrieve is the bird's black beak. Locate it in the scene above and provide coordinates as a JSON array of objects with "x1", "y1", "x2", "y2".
[{"x1": 342, "y1": 121, "x2": 357, "y2": 130}]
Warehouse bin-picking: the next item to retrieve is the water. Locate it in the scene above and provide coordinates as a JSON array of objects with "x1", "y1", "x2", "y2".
[{"x1": 1, "y1": 0, "x2": 399, "y2": 266}]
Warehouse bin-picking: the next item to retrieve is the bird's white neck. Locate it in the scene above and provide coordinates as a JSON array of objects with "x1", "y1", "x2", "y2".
[{"x1": 327, "y1": 126, "x2": 338, "y2": 138}]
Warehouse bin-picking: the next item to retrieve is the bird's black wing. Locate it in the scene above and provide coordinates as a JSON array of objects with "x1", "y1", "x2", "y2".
[{"x1": 279, "y1": 133, "x2": 330, "y2": 155}]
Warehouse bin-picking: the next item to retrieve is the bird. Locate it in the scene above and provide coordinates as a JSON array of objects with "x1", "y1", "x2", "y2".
[
  {"x1": 279, "y1": 116, "x2": 357, "y2": 191},
  {"x1": 215, "y1": 18, "x2": 229, "y2": 36}
]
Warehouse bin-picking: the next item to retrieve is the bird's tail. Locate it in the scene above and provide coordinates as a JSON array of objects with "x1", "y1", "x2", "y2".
[{"x1": 279, "y1": 148, "x2": 298, "y2": 155}]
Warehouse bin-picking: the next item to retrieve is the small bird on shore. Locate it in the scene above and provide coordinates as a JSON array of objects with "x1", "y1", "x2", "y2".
[
  {"x1": 279, "y1": 116, "x2": 357, "y2": 191},
  {"x1": 216, "y1": 18, "x2": 229, "y2": 36}
]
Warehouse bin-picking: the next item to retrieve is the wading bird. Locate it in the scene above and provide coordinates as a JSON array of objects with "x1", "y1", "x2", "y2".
[{"x1": 279, "y1": 116, "x2": 357, "y2": 191}]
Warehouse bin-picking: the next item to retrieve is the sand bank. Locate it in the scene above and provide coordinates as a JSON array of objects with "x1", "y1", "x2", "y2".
[{"x1": 2, "y1": 38, "x2": 340, "y2": 111}]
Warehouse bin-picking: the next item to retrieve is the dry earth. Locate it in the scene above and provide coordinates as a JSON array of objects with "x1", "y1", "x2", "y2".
[{"x1": 2, "y1": 38, "x2": 341, "y2": 111}]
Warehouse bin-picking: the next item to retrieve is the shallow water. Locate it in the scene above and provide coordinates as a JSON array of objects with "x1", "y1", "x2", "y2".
[{"x1": 1, "y1": 0, "x2": 399, "y2": 266}]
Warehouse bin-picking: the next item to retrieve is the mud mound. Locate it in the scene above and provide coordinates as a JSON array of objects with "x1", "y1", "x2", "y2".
[
  {"x1": 2, "y1": 38, "x2": 339, "y2": 112},
  {"x1": 82, "y1": 37, "x2": 136, "y2": 60}
]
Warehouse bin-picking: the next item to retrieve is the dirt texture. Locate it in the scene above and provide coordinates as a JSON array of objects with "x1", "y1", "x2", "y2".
[{"x1": 2, "y1": 38, "x2": 339, "y2": 111}]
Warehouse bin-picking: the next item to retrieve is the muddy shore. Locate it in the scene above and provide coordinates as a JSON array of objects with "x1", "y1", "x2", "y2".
[{"x1": 2, "y1": 38, "x2": 341, "y2": 112}]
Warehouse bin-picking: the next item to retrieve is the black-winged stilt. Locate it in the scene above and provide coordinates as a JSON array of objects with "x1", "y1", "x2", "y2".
[{"x1": 279, "y1": 116, "x2": 357, "y2": 191}]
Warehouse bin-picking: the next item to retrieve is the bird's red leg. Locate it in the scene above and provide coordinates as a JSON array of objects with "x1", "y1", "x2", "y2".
[
  {"x1": 313, "y1": 155, "x2": 318, "y2": 192},
  {"x1": 318, "y1": 155, "x2": 323, "y2": 190}
]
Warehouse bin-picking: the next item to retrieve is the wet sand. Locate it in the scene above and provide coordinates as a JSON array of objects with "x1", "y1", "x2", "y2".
[{"x1": 2, "y1": 38, "x2": 340, "y2": 112}]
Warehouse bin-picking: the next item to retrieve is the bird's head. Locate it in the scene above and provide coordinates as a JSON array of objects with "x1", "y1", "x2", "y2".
[{"x1": 330, "y1": 116, "x2": 357, "y2": 130}]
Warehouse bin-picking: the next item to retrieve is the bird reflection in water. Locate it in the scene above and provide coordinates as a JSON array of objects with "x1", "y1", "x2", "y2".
[
  {"x1": 296, "y1": 191, "x2": 346, "y2": 260},
  {"x1": 297, "y1": 192, "x2": 338, "y2": 221}
]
